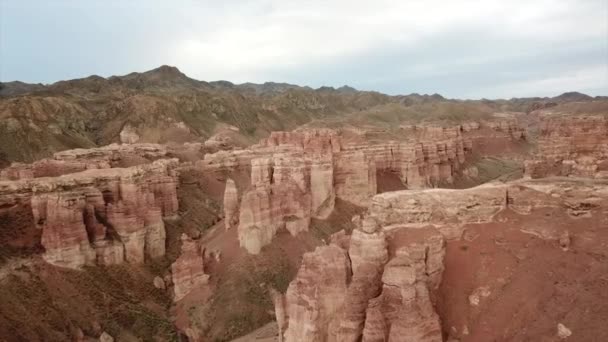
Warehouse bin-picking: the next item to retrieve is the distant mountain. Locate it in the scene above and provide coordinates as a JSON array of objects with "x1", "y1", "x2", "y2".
[
  {"x1": 552, "y1": 91, "x2": 593, "y2": 102},
  {"x1": 0, "y1": 81, "x2": 46, "y2": 96},
  {"x1": 0, "y1": 65, "x2": 603, "y2": 163},
  {"x1": 0, "y1": 66, "x2": 390, "y2": 163}
]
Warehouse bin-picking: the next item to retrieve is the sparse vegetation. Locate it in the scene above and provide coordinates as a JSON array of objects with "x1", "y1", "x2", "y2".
[
  {"x1": 0, "y1": 264, "x2": 176, "y2": 341},
  {"x1": 203, "y1": 251, "x2": 295, "y2": 341}
]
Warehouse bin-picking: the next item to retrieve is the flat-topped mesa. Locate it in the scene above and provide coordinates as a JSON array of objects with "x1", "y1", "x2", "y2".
[
  {"x1": 0, "y1": 159, "x2": 179, "y2": 269},
  {"x1": 525, "y1": 115, "x2": 608, "y2": 178},
  {"x1": 369, "y1": 177, "x2": 608, "y2": 240},
  {"x1": 0, "y1": 143, "x2": 169, "y2": 181},
  {"x1": 171, "y1": 234, "x2": 209, "y2": 302}
]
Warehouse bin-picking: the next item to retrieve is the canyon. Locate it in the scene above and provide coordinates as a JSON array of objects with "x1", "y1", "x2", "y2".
[{"x1": 0, "y1": 67, "x2": 607, "y2": 342}]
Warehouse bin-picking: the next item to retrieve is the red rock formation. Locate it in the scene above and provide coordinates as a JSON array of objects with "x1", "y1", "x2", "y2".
[
  {"x1": 1, "y1": 143, "x2": 170, "y2": 180},
  {"x1": 334, "y1": 150, "x2": 377, "y2": 206},
  {"x1": 0, "y1": 159, "x2": 179, "y2": 269},
  {"x1": 206, "y1": 124, "x2": 524, "y2": 254},
  {"x1": 171, "y1": 234, "x2": 209, "y2": 301},
  {"x1": 282, "y1": 214, "x2": 445, "y2": 342},
  {"x1": 283, "y1": 245, "x2": 351, "y2": 341},
  {"x1": 31, "y1": 191, "x2": 97, "y2": 269},
  {"x1": 336, "y1": 217, "x2": 388, "y2": 341},
  {"x1": 484, "y1": 118, "x2": 527, "y2": 140},
  {"x1": 223, "y1": 178, "x2": 239, "y2": 230},
  {"x1": 525, "y1": 115, "x2": 608, "y2": 178},
  {"x1": 238, "y1": 156, "x2": 312, "y2": 254},
  {"x1": 282, "y1": 176, "x2": 608, "y2": 341}
]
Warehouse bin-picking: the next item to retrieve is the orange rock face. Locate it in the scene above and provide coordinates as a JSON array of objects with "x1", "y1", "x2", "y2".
[
  {"x1": 0, "y1": 159, "x2": 179, "y2": 269},
  {"x1": 525, "y1": 115, "x2": 608, "y2": 178}
]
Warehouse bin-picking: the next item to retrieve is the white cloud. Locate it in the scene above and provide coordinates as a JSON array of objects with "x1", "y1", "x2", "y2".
[
  {"x1": 2, "y1": 0, "x2": 607, "y2": 97},
  {"x1": 477, "y1": 64, "x2": 608, "y2": 98},
  {"x1": 164, "y1": 0, "x2": 607, "y2": 87}
]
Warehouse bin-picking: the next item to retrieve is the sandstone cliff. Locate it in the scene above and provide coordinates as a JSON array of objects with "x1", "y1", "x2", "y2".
[
  {"x1": 525, "y1": 114, "x2": 608, "y2": 178},
  {"x1": 214, "y1": 122, "x2": 527, "y2": 254},
  {"x1": 281, "y1": 214, "x2": 445, "y2": 342},
  {"x1": 0, "y1": 159, "x2": 179, "y2": 269},
  {"x1": 0, "y1": 143, "x2": 170, "y2": 181},
  {"x1": 280, "y1": 177, "x2": 608, "y2": 341}
]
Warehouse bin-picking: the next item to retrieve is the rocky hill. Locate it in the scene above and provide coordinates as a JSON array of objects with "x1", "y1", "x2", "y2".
[{"x1": 1, "y1": 66, "x2": 600, "y2": 165}]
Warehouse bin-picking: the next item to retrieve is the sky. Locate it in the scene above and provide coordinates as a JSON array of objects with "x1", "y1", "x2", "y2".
[{"x1": 1, "y1": 0, "x2": 607, "y2": 99}]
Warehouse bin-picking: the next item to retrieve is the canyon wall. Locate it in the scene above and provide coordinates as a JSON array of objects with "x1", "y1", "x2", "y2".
[
  {"x1": 280, "y1": 177, "x2": 608, "y2": 341},
  {"x1": 525, "y1": 115, "x2": 608, "y2": 178},
  {"x1": 217, "y1": 121, "x2": 524, "y2": 254},
  {"x1": 282, "y1": 213, "x2": 445, "y2": 341},
  {"x1": 0, "y1": 158, "x2": 179, "y2": 269},
  {"x1": 237, "y1": 130, "x2": 338, "y2": 254}
]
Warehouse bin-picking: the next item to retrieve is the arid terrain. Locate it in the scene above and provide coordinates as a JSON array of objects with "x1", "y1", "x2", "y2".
[{"x1": 1, "y1": 66, "x2": 607, "y2": 342}]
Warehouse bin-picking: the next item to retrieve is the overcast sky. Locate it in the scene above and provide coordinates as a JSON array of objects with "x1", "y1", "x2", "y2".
[{"x1": 1, "y1": 0, "x2": 607, "y2": 98}]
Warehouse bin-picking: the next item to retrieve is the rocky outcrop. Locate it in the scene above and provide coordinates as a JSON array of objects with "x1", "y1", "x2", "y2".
[
  {"x1": 119, "y1": 124, "x2": 140, "y2": 144},
  {"x1": 484, "y1": 118, "x2": 527, "y2": 140},
  {"x1": 223, "y1": 178, "x2": 239, "y2": 230},
  {"x1": 1, "y1": 143, "x2": 169, "y2": 180},
  {"x1": 282, "y1": 215, "x2": 445, "y2": 342},
  {"x1": 0, "y1": 159, "x2": 179, "y2": 269},
  {"x1": 283, "y1": 245, "x2": 351, "y2": 341},
  {"x1": 369, "y1": 184, "x2": 507, "y2": 238},
  {"x1": 281, "y1": 177, "x2": 608, "y2": 341},
  {"x1": 336, "y1": 217, "x2": 388, "y2": 341},
  {"x1": 171, "y1": 234, "x2": 209, "y2": 301},
  {"x1": 212, "y1": 126, "x2": 492, "y2": 254},
  {"x1": 334, "y1": 151, "x2": 376, "y2": 206},
  {"x1": 233, "y1": 130, "x2": 340, "y2": 254},
  {"x1": 238, "y1": 156, "x2": 313, "y2": 254},
  {"x1": 525, "y1": 115, "x2": 608, "y2": 178}
]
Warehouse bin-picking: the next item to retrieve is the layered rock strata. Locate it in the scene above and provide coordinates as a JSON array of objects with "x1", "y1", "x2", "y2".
[
  {"x1": 1, "y1": 143, "x2": 170, "y2": 180},
  {"x1": 219, "y1": 125, "x2": 515, "y2": 254},
  {"x1": 204, "y1": 125, "x2": 478, "y2": 191},
  {"x1": 281, "y1": 177, "x2": 608, "y2": 341},
  {"x1": 282, "y1": 216, "x2": 445, "y2": 342},
  {"x1": 223, "y1": 178, "x2": 239, "y2": 230},
  {"x1": 283, "y1": 244, "x2": 351, "y2": 341},
  {"x1": 0, "y1": 159, "x2": 179, "y2": 269},
  {"x1": 235, "y1": 130, "x2": 339, "y2": 254},
  {"x1": 525, "y1": 115, "x2": 608, "y2": 178},
  {"x1": 171, "y1": 234, "x2": 209, "y2": 301}
]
